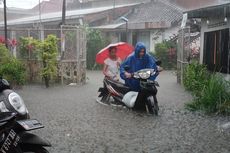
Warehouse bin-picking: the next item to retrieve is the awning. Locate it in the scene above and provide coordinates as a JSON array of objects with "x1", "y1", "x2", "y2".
[
  {"x1": 92, "y1": 23, "x2": 125, "y2": 29},
  {"x1": 185, "y1": 3, "x2": 230, "y2": 18}
]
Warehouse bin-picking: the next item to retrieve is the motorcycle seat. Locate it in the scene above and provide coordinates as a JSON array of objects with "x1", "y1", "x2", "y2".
[{"x1": 106, "y1": 79, "x2": 130, "y2": 94}]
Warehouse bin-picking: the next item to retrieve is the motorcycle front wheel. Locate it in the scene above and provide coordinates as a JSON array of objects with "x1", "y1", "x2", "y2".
[{"x1": 147, "y1": 96, "x2": 158, "y2": 116}]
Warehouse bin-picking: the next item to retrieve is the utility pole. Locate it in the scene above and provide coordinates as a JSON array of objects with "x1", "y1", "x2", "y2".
[
  {"x1": 62, "y1": 0, "x2": 66, "y2": 25},
  {"x1": 3, "y1": 0, "x2": 7, "y2": 48},
  {"x1": 113, "y1": 0, "x2": 115, "y2": 20},
  {"x1": 39, "y1": 0, "x2": 42, "y2": 25}
]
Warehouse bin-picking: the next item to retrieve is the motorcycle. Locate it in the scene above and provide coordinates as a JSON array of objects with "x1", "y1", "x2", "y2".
[
  {"x1": 0, "y1": 112, "x2": 51, "y2": 153},
  {"x1": 98, "y1": 68, "x2": 160, "y2": 115},
  {"x1": 0, "y1": 77, "x2": 29, "y2": 120}
]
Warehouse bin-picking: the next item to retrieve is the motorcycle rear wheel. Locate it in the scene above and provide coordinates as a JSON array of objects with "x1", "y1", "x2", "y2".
[{"x1": 23, "y1": 147, "x2": 49, "y2": 153}]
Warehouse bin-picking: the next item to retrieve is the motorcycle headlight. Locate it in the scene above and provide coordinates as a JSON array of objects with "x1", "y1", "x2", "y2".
[
  {"x1": 0, "y1": 101, "x2": 9, "y2": 112},
  {"x1": 8, "y1": 92, "x2": 28, "y2": 115},
  {"x1": 138, "y1": 71, "x2": 151, "y2": 79}
]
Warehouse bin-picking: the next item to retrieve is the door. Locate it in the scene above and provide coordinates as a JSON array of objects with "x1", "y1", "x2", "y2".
[{"x1": 204, "y1": 28, "x2": 229, "y2": 74}]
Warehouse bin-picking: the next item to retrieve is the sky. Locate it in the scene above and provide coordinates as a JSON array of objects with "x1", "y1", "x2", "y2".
[{"x1": 0, "y1": 0, "x2": 50, "y2": 9}]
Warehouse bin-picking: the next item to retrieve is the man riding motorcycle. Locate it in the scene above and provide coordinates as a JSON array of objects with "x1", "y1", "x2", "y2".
[{"x1": 120, "y1": 42, "x2": 159, "y2": 92}]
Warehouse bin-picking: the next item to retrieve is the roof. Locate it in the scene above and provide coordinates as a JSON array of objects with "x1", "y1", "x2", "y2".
[
  {"x1": 127, "y1": 0, "x2": 183, "y2": 26},
  {"x1": 32, "y1": 0, "x2": 63, "y2": 13},
  {"x1": 185, "y1": 2, "x2": 230, "y2": 18},
  {"x1": 0, "y1": 3, "x2": 140, "y2": 26},
  {"x1": 167, "y1": 0, "x2": 219, "y2": 11},
  {"x1": 0, "y1": 7, "x2": 34, "y2": 15}
]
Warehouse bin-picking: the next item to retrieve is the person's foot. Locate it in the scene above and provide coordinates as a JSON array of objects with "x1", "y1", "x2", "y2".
[
  {"x1": 96, "y1": 98, "x2": 110, "y2": 106},
  {"x1": 110, "y1": 100, "x2": 123, "y2": 107}
]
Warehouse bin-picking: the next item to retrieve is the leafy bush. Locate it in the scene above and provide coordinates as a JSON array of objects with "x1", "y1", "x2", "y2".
[
  {"x1": 186, "y1": 74, "x2": 230, "y2": 115},
  {"x1": 184, "y1": 62, "x2": 230, "y2": 115},
  {"x1": 0, "y1": 44, "x2": 10, "y2": 63},
  {"x1": 0, "y1": 44, "x2": 26, "y2": 86},
  {"x1": 0, "y1": 59, "x2": 26, "y2": 86},
  {"x1": 183, "y1": 61, "x2": 210, "y2": 97},
  {"x1": 154, "y1": 40, "x2": 177, "y2": 69}
]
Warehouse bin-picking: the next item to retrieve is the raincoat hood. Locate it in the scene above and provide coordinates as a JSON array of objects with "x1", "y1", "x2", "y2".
[{"x1": 134, "y1": 42, "x2": 146, "y2": 58}]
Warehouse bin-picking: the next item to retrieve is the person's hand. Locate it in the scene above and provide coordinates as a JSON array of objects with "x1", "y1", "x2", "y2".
[
  {"x1": 113, "y1": 75, "x2": 119, "y2": 81},
  {"x1": 125, "y1": 72, "x2": 132, "y2": 78},
  {"x1": 157, "y1": 66, "x2": 163, "y2": 72}
]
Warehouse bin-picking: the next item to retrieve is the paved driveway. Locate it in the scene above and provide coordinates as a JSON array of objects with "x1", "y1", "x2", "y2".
[{"x1": 17, "y1": 71, "x2": 230, "y2": 153}]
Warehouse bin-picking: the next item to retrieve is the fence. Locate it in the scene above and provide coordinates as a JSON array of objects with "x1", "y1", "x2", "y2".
[{"x1": 0, "y1": 26, "x2": 87, "y2": 84}]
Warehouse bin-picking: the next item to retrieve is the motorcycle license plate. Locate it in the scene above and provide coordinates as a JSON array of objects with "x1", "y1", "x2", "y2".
[
  {"x1": 17, "y1": 119, "x2": 44, "y2": 131},
  {"x1": 0, "y1": 129, "x2": 20, "y2": 153}
]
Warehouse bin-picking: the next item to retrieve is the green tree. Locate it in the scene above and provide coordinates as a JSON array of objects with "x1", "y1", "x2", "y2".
[
  {"x1": 38, "y1": 35, "x2": 58, "y2": 88},
  {"x1": 154, "y1": 40, "x2": 177, "y2": 69},
  {"x1": 86, "y1": 28, "x2": 109, "y2": 69}
]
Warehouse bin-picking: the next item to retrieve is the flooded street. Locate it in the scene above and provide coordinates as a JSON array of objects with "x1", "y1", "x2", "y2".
[{"x1": 17, "y1": 71, "x2": 230, "y2": 153}]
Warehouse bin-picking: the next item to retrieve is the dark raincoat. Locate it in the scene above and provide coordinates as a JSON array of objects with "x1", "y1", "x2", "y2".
[{"x1": 120, "y1": 42, "x2": 157, "y2": 91}]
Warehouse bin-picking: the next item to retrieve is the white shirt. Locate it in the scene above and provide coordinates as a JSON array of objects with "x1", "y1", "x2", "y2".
[{"x1": 104, "y1": 58, "x2": 121, "y2": 79}]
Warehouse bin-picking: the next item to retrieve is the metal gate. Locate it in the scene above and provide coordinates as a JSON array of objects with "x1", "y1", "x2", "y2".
[{"x1": 59, "y1": 25, "x2": 87, "y2": 84}]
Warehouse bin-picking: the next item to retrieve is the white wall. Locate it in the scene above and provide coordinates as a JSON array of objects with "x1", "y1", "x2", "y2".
[
  {"x1": 150, "y1": 30, "x2": 163, "y2": 53},
  {"x1": 150, "y1": 26, "x2": 179, "y2": 53},
  {"x1": 163, "y1": 26, "x2": 179, "y2": 40},
  {"x1": 109, "y1": 32, "x2": 119, "y2": 43}
]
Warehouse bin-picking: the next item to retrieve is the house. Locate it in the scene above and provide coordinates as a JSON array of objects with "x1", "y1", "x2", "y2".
[
  {"x1": 93, "y1": 0, "x2": 228, "y2": 52},
  {"x1": 185, "y1": 2, "x2": 230, "y2": 78},
  {"x1": 93, "y1": 0, "x2": 183, "y2": 52}
]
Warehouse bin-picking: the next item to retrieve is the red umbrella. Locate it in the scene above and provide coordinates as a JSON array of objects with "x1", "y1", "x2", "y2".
[{"x1": 96, "y1": 42, "x2": 134, "y2": 64}]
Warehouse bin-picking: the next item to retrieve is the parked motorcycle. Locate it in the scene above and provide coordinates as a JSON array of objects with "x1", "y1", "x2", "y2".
[
  {"x1": 0, "y1": 112, "x2": 51, "y2": 153},
  {"x1": 0, "y1": 78, "x2": 29, "y2": 120},
  {"x1": 98, "y1": 68, "x2": 160, "y2": 115}
]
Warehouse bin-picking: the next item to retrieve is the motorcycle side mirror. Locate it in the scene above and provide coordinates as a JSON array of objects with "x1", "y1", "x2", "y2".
[
  {"x1": 124, "y1": 65, "x2": 130, "y2": 71},
  {"x1": 156, "y1": 60, "x2": 162, "y2": 66}
]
